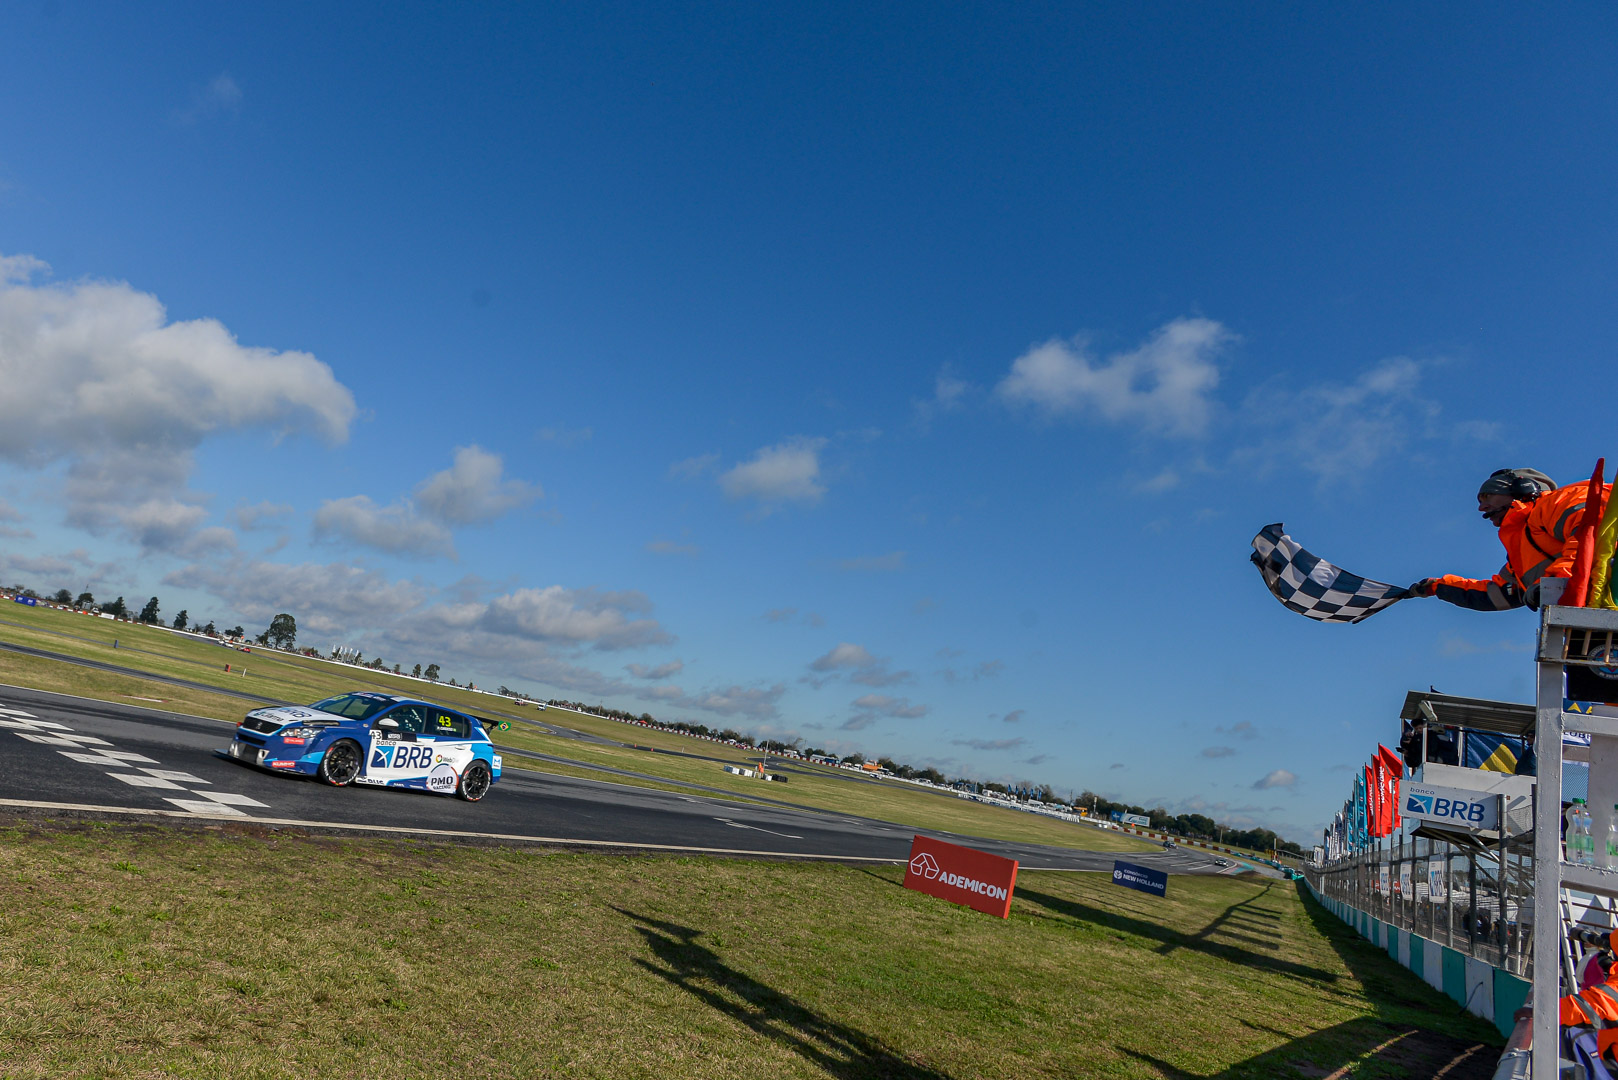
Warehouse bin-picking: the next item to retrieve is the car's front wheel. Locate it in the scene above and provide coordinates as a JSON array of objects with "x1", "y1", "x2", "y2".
[
  {"x1": 458, "y1": 761, "x2": 492, "y2": 803},
  {"x1": 318, "y1": 739, "x2": 363, "y2": 786}
]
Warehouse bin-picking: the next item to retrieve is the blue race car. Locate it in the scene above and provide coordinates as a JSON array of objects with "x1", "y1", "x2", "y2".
[{"x1": 221, "y1": 691, "x2": 503, "y2": 801}]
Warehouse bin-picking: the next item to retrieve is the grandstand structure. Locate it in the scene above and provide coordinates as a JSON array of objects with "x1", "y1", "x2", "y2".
[{"x1": 1302, "y1": 602, "x2": 1618, "y2": 1076}]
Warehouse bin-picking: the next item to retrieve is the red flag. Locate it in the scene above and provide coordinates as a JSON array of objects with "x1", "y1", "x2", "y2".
[
  {"x1": 1564, "y1": 458, "x2": 1608, "y2": 608},
  {"x1": 1367, "y1": 762, "x2": 1384, "y2": 837},
  {"x1": 1378, "y1": 745, "x2": 1405, "y2": 831}
]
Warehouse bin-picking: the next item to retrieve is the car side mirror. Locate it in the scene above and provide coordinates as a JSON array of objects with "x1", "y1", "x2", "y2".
[{"x1": 378, "y1": 717, "x2": 399, "y2": 729}]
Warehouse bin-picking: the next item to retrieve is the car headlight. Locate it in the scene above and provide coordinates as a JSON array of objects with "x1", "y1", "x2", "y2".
[{"x1": 279, "y1": 726, "x2": 321, "y2": 742}]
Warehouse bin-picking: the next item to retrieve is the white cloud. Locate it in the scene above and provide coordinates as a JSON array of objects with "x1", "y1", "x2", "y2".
[
  {"x1": 314, "y1": 495, "x2": 455, "y2": 558},
  {"x1": 0, "y1": 254, "x2": 356, "y2": 549},
  {"x1": 627, "y1": 660, "x2": 684, "y2": 680},
  {"x1": 719, "y1": 438, "x2": 827, "y2": 505},
  {"x1": 670, "y1": 684, "x2": 786, "y2": 722},
  {"x1": 454, "y1": 586, "x2": 670, "y2": 651},
  {"x1": 806, "y1": 642, "x2": 912, "y2": 689},
  {"x1": 173, "y1": 74, "x2": 242, "y2": 125},
  {"x1": 913, "y1": 369, "x2": 971, "y2": 428},
  {"x1": 763, "y1": 607, "x2": 798, "y2": 623},
  {"x1": 1252, "y1": 769, "x2": 1297, "y2": 790},
  {"x1": 1001, "y1": 709, "x2": 1025, "y2": 724},
  {"x1": 414, "y1": 445, "x2": 539, "y2": 525},
  {"x1": 810, "y1": 643, "x2": 878, "y2": 671},
  {"x1": 1201, "y1": 746, "x2": 1236, "y2": 759},
  {"x1": 1237, "y1": 356, "x2": 1492, "y2": 484},
  {"x1": 996, "y1": 317, "x2": 1232, "y2": 436},
  {"x1": 852, "y1": 694, "x2": 927, "y2": 717},
  {"x1": 0, "y1": 498, "x2": 23, "y2": 523},
  {"x1": 165, "y1": 558, "x2": 428, "y2": 639},
  {"x1": 231, "y1": 501, "x2": 294, "y2": 530},
  {"x1": 952, "y1": 737, "x2": 1025, "y2": 751},
  {"x1": 1138, "y1": 467, "x2": 1181, "y2": 494},
  {"x1": 669, "y1": 453, "x2": 719, "y2": 480},
  {"x1": 836, "y1": 551, "x2": 906, "y2": 573}
]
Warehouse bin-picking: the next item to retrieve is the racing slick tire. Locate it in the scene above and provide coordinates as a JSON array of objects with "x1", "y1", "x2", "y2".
[
  {"x1": 457, "y1": 761, "x2": 492, "y2": 803},
  {"x1": 317, "y1": 739, "x2": 364, "y2": 786}
]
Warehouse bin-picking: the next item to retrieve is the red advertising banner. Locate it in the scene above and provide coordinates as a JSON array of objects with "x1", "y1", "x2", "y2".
[{"x1": 903, "y1": 834, "x2": 1019, "y2": 918}]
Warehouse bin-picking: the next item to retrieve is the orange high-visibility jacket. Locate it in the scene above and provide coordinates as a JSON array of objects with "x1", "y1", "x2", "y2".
[
  {"x1": 1564, "y1": 983, "x2": 1618, "y2": 1058},
  {"x1": 1432, "y1": 483, "x2": 1612, "y2": 611}
]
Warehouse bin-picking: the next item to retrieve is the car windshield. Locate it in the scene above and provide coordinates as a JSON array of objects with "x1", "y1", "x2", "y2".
[{"x1": 311, "y1": 694, "x2": 395, "y2": 721}]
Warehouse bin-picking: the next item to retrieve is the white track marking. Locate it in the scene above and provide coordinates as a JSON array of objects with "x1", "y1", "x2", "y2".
[
  {"x1": 191, "y1": 790, "x2": 269, "y2": 807},
  {"x1": 138, "y1": 768, "x2": 209, "y2": 784},
  {"x1": 59, "y1": 751, "x2": 136, "y2": 766},
  {"x1": 714, "y1": 817, "x2": 803, "y2": 839},
  {"x1": 164, "y1": 798, "x2": 247, "y2": 816},
  {"x1": 2, "y1": 699, "x2": 269, "y2": 816},
  {"x1": 106, "y1": 773, "x2": 185, "y2": 789},
  {"x1": 15, "y1": 732, "x2": 112, "y2": 747}
]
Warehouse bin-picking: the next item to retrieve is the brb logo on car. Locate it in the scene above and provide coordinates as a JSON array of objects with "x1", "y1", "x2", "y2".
[
  {"x1": 369, "y1": 744, "x2": 437, "y2": 771},
  {"x1": 909, "y1": 851, "x2": 941, "y2": 880}
]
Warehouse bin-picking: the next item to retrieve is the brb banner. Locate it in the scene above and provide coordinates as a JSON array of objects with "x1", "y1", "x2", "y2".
[
  {"x1": 1401, "y1": 782, "x2": 1498, "y2": 832},
  {"x1": 904, "y1": 835, "x2": 1018, "y2": 918}
]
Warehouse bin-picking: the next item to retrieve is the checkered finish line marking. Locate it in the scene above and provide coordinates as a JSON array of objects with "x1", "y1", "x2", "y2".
[
  {"x1": 1250, "y1": 522, "x2": 1411, "y2": 624},
  {"x1": 0, "y1": 702, "x2": 269, "y2": 816}
]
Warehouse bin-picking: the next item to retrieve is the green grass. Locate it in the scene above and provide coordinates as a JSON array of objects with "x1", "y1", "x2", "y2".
[
  {"x1": 0, "y1": 604, "x2": 1153, "y2": 854},
  {"x1": 0, "y1": 820, "x2": 1501, "y2": 1079}
]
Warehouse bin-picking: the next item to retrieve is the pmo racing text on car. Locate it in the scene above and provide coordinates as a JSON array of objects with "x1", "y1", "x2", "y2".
[{"x1": 221, "y1": 691, "x2": 503, "y2": 802}]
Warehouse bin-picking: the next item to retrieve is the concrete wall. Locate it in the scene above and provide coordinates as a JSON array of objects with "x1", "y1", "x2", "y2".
[{"x1": 1305, "y1": 881, "x2": 1528, "y2": 1038}]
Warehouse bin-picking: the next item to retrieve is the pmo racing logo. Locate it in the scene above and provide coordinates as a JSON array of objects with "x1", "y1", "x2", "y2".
[
  {"x1": 1405, "y1": 790, "x2": 1486, "y2": 825},
  {"x1": 909, "y1": 852, "x2": 940, "y2": 880}
]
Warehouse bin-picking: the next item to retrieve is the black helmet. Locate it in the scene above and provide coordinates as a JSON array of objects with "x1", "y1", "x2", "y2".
[{"x1": 1477, "y1": 468, "x2": 1556, "y2": 499}]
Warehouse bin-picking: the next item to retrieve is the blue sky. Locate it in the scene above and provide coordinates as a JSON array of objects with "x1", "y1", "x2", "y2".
[{"x1": 3, "y1": 4, "x2": 1616, "y2": 841}]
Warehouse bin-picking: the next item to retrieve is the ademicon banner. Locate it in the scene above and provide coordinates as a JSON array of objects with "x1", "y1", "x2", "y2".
[{"x1": 903, "y1": 835, "x2": 1019, "y2": 918}]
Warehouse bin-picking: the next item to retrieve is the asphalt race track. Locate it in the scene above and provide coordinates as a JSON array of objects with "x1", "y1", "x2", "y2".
[{"x1": 0, "y1": 684, "x2": 1237, "y2": 875}]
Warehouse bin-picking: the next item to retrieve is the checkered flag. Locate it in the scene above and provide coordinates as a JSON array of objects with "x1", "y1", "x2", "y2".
[{"x1": 1249, "y1": 523, "x2": 1410, "y2": 623}]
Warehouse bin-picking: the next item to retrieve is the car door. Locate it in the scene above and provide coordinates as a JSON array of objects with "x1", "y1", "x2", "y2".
[
  {"x1": 420, "y1": 708, "x2": 475, "y2": 794},
  {"x1": 364, "y1": 704, "x2": 436, "y2": 785}
]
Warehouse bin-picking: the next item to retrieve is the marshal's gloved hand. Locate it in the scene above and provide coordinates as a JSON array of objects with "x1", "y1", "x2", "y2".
[{"x1": 1410, "y1": 579, "x2": 1439, "y2": 597}]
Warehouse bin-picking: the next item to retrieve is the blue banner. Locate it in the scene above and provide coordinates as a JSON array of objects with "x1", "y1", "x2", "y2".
[
  {"x1": 11, "y1": 596, "x2": 36, "y2": 606},
  {"x1": 1111, "y1": 860, "x2": 1167, "y2": 897}
]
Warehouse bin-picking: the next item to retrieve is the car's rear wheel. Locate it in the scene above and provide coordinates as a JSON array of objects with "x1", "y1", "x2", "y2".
[
  {"x1": 458, "y1": 761, "x2": 492, "y2": 803},
  {"x1": 318, "y1": 739, "x2": 363, "y2": 786}
]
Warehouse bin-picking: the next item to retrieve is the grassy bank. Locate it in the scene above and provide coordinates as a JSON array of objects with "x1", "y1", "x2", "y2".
[
  {"x1": 0, "y1": 820, "x2": 1499, "y2": 1079},
  {"x1": 0, "y1": 604, "x2": 1151, "y2": 853}
]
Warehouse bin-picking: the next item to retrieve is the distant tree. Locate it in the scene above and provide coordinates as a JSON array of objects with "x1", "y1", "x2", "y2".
[
  {"x1": 639, "y1": 712, "x2": 654, "y2": 723},
  {"x1": 393, "y1": 664, "x2": 401, "y2": 673},
  {"x1": 411, "y1": 663, "x2": 422, "y2": 678},
  {"x1": 266, "y1": 613, "x2": 297, "y2": 650},
  {"x1": 201, "y1": 621, "x2": 216, "y2": 636},
  {"x1": 171, "y1": 610, "x2": 188, "y2": 631},
  {"x1": 103, "y1": 597, "x2": 127, "y2": 618},
  {"x1": 877, "y1": 757, "x2": 898, "y2": 772},
  {"x1": 843, "y1": 753, "x2": 866, "y2": 766},
  {"x1": 254, "y1": 631, "x2": 270, "y2": 645},
  {"x1": 498, "y1": 685, "x2": 511, "y2": 696},
  {"x1": 138, "y1": 597, "x2": 161, "y2": 624},
  {"x1": 227, "y1": 626, "x2": 244, "y2": 639},
  {"x1": 20, "y1": 588, "x2": 38, "y2": 598},
  {"x1": 75, "y1": 592, "x2": 94, "y2": 609},
  {"x1": 424, "y1": 663, "x2": 440, "y2": 682},
  {"x1": 51, "y1": 589, "x2": 72, "y2": 604},
  {"x1": 917, "y1": 767, "x2": 946, "y2": 785}
]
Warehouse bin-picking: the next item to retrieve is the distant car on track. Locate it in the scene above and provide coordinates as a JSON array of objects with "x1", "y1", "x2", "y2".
[{"x1": 220, "y1": 691, "x2": 502, "y2": 801}]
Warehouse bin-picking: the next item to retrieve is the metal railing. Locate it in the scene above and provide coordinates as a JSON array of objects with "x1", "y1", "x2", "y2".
[{"x1": 1304, "y1": 833, "x2": 1533, "y2": 978}]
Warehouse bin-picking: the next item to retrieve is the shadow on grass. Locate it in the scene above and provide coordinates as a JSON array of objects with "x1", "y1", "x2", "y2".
[
  {"x1": 1014, "y1": 881, "x2": 1338, "y2": 985},
  {"x1": 1119, "y1": 884, "x2": 1502, "y2": 1079},
  {"x1": 1119, "y1": 1017, "x2": 1497, "y2": 1079},
  {"x1": 617, "y1": 907, "x2": 953, "y2": 1080}
]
